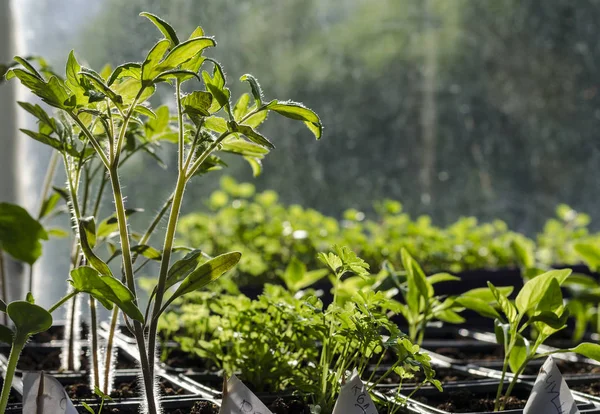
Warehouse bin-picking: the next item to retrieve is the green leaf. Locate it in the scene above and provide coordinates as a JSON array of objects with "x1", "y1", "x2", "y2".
[
  {"x1": 182, "y1": 91, "x2": 213, "y2": 118},
  {"x1": 205, "y1": 116, "x2": 228, "y2": 134},
  {"x1": 220, "y1": 139, "x2": 269, "y2": 157},
  {"x1": 79, "y1": 69, "x2": 123, "y2": 105},
  {"x1": 401, "y1": 248, "x2": 431, "y2": 312},
  {"x1": 0, "y1": 325, "x2": 13, "y2": 345},
  {"x1": 511, "y1": 238, "x2": 535, "y2": 269},
  {"x1": 20, "y1": 129, "x2": 79, "y2": 157},
  {"x1": 78, "y1": 220, "x2": 112, "y2": 277},
  {"x1": 8, "y1": 68, "x2": 74, "y2": 109},
  {"x1": 574, "y1": 242, "x2": 600, "y2": 272},
  {"x1": 240, "y1": 74, "x2": 263, "y2": 106},
  {"x1": 164, "y1": 252, "x2": 241, "y2": 311},
  {"x1": 0, "y1": 300, "x2": 5, "y2": 312},
  {"x1": 47, "y1": 228, "x2": 69, "y2": 238},
  {"x1": 166, "y1": 249, "x2": 206, "y2": 290},
  {"x1": 26, "y1": 292, "x2": 34, "y2": 304},
  {"x1": 70, "y1": 266, "x2": 143, "y2": 322},
  {"x1": 462, "y1": 286, "x2": 514, "y2": 303},
  {"x1": 243, "y1": 109, "x2": 269, "y2": 129},
  {"x1": 528, "y1": 310, "x2": 568, "y2": 330},
  {"x1": 233, "y1": 93, "x2": 251, "y2": 121},
  {"x1": 39, "y1": 193, "x2": 61, "y2": 219},
  {"x1": 535, "y1": 278, "x2": 563, "y2": 313},
  {"x1": 427, "y1": 273, "x2": 460, "y2": 284},
  {"x1": 80, "y1": 217, "x2": 97, "y2": 249},
  {"x1": 488, "y1": 282, "x2": 517, "y2": 322},
  {"x1": 140, "y1": 12, "x2": 180, "y2": 47},
  {"x1": 155, "y1": 37, "x2": 215, "y2": 73},
  {"x1": 435, "y1": 309, "x2": 465, "y2": 324},
  {"x1": 7, "y1": 301, "x2": 52, "y2": 336},
  {"x1": 508, "y1": 334, "x2": 529, "y2": 373},
  {"x1": 455, "y1": 296, "x2": 501, "y2": 319},
  {"x1": 133, "y1": 105, "x2": 157, "y2": 119},
  {"x1": 570, "y1": 342, "x2": 600, "y2": 362},
  {"x1": 228, "y1": 121, "x2": 275, "y2": 149},
  {"x1": 266, "y1": 100, "x2": 322, "y2": 139},
  {"x1": 280, "y1": 256, "x2": 329, "y2": 292},
  {"x1": 0, "y1": 203, "x2": 48, "y2": 264},
  {"x1": 131, "y1": 244, "x2": 161, "y2": 261},
  {"x1": 515, "y1": 269, "x2": 571, "y2": 313},
  {"x1": 107, "y1": 63, "x2": 142, "y2": 86},
  {"x1": 142, "y1": 39, "x2": 171, "y2": 82},
  {"x1": 81, "y1": 402, "x2": 95, "y2": 414}
]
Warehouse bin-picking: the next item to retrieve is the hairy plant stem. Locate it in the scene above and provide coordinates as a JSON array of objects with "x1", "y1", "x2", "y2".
[
  {"x1": 108, "y1": 168, "x2": 157, "y2": 414},
  {"x1": 90, "y1": 297, "x2": 100, "y2": 389},
  {"x1": 48, "y1": 290, "x2": 78, "y2": 313},
  {"x1": 147, "y1": 176, "x2": 186, "y2": 378},
  {"x1": 494, "y1": 335, "x2": 516, "y2": 412},
  {"x1": 0, "y1": 250, "x2": 6, "y2": 326},
  {"x1": 0, "y1": 335, "x2": 26, "y2": 413}
]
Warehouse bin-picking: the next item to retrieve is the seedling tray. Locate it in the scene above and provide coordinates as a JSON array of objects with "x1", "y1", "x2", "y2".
[{"x1": 397, "y1": 380, "x2": 598, "y2": 414}]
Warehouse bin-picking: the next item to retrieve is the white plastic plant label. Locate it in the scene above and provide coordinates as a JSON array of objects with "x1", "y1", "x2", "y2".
[
  {"x1": 332, "y1": 370, "x2": 378, "y2": 414},
  {"x1": 22, "y1": 371, "x2": 78, "y2": 414},
  {"x1": 219, "y1": 374, "x2": 273, "y2": 414},
  {"x1": 523, "y1": 356, "x2": 580, "y2": 414}
]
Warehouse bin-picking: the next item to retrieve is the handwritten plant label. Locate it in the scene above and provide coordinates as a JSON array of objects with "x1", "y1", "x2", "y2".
[
  {"x1": 332, "y1": 371, "x2": 378, "y2": 414},
  {"x1": 219, "y1": 374, "x2": 273, "y2": 414},
  {"x1": 22, "y1": 371, "x2": 78, "y2": 414},
  {"x1": 523, "y1": 356, "x2": 580, "y2": 414}
]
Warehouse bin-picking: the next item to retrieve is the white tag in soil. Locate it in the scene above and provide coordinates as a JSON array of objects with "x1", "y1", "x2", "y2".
[
  {"x1": 523, "y1": 356, "x2": 580, "y2": 414},
  {"x1": 22, "y1": 371, "x2": 78, "y2": 414},
  {"x1": 332, "y1": 371, "x2": 378, "y2": 414},
  {"x1": 219, "y1": 374, "x2": 273, "y2": 414}
]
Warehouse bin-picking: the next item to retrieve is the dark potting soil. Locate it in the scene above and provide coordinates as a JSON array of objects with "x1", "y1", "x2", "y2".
[
  {"x1": 86, "y1": 397, "x2": 309, "y2": 414},
  {"x1": 30, "y1": 323, "x2": 89, "y2": 343},
  {"x1": 570, "y1": 380, "x2": 600, "y2": 396},
  {"x1": 5, "y1": 347, "x2": 84, "y2": 371},
  {"x1": 414, "y1": 388, "x2": 527, "y2": 413},
  {"x1": 433, "y1": 345, "x2": 504, "y2": 362},
  {"x1": 162, "y1": 348, "x2": 216, "y2": 372},
  {"x1": 65, "y1": 377, "x2": 187, "y2": 400}
]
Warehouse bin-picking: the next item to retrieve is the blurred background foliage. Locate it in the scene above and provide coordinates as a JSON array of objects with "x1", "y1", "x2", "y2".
[{"x1": 18, "y1": 0, "x2": 600, "y2": 235}]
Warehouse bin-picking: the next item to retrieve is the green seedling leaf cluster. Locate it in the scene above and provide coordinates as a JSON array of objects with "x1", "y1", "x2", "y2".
[{"x1": 4, "y1": 11, "x2": 321, "y2": 414}]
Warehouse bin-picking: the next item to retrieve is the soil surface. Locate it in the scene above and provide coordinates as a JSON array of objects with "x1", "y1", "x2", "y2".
[
  {"x1": 414, "y1": 388, "x2": 527, "y2": 412},
  {"x1": 162, "y1": 348, "x2": 215, "y2": 372},
  {"x1": 65, "y1": 377, "x2": 187, "y2": 400},
  {"x1": 86, "y1": 397, "x2": 309, "y2": 414},
  {"x1": 570, "y1": 380, "x2": 600, "y2": 396}
]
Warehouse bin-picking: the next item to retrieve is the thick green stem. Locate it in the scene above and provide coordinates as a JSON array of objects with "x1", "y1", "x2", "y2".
[
  {"x1": 90, "y1": 297, "x2": 100, "y2": 389},
  {"x1": 0, "y1": 335, "x2": 26, "y2": 413},
  {"x1": 146, "y1": 177, "x2": 187, "y2": 377},
  {"x1": 108, "y1": 169, "x2": 157, "y2": 414}
]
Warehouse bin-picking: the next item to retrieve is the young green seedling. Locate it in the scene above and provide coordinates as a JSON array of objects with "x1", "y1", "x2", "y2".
[
  {"x1": 387, "y1": 248, "x2": 513, "y2": 345},
  {"x1": 0, "y1": 300, "x2": 52, "y2": 413},
  {"x1": 462, "y1": 269, "x2": 600, "y2": 411},
  {"x1": 7, "y1": 12, "x2": 322, "y2": 413}
]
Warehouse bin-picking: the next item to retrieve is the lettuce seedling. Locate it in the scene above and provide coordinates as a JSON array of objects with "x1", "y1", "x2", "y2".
[
  {"x1": 462, "y1": 269, "x2": 600, "y2": 411},
  {"x1": 7, "y1": 12, "x2": 321, "y2": 414}
]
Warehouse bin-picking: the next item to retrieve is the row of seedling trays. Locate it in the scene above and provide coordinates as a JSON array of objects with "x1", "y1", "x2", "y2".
[{"x1": 2, "y1": 324, "x2": 600, "y2": 413}]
